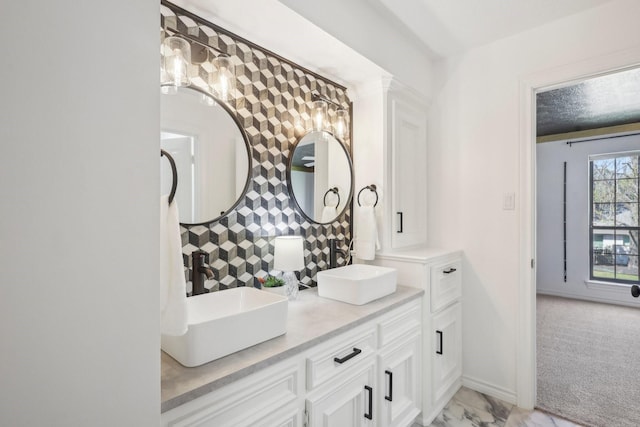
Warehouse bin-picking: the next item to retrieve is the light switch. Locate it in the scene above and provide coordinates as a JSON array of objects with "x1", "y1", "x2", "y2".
[{"x1": 503, "y1": 192, "x2": 515, "y2": 210}]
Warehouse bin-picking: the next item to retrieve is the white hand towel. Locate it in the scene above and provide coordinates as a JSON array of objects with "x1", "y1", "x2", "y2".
[
  {"x1": 354, "y1": 205, "x2": 380, "y2": 261},
  {"x1": 321, "y1": 206, "x2": 338, "y2": 223},
  {"x1": 160, "y1": 195, "x2": 188, "y2": 336}
]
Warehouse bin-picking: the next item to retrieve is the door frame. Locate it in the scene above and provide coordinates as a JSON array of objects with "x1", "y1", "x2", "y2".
[{"x1": 517, "y1": 47, "x2": 640, "y2": 409}]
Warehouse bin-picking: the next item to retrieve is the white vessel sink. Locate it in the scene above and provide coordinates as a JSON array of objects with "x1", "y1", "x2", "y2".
[
  {"x1": 161, "y1": 287, "x2": 288, "y2": 367},
  {"x1": 316, "y1": 264, "x2": 397, "y2": 305}
]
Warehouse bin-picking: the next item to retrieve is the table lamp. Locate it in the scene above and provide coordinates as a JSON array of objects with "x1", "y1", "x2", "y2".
[{"x1": 274, "y1": 236, "x2": 304, "y2": 300}]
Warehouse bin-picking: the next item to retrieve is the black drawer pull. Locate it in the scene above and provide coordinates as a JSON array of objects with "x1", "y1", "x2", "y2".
[
  {"x1": 443, "y1": 267, "x2": 457, "y2": 274},
  {"x1": 436, "y1": 330, "x2": 443, "y2": 355},
  {"x1": 385, "y1": 370, "x2": 393, "y2": 401},
  {"x1": 364, "y1": 385, "x2": 373, "y2": 420},
  {"x1": 397, "y1": 212, "x2": 403, "y2": 233},
  {"x1": 333, "y1": 347, "x2": 362, "y2": 364}
]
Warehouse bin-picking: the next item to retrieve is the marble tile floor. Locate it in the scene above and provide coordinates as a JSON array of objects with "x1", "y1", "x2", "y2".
[{"x1": 412, "y1": 387, "x2": 583, "y2": 427}]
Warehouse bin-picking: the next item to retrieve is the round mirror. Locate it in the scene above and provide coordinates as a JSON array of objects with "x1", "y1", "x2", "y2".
[
  {"x1": 288, "y1": 131, "x2": 353, "y2": 224},
  {"x1": 161, "y1": 86, "x2": 250, "y2": 225}
]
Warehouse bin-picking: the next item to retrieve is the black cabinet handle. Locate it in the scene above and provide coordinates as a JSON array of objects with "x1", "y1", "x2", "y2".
[
  {"x1": 397, "y1": 212, "x2": 403, "y2": 233},
  {"x1": 443, "y1": 267, "x2": 457, "y2": 274},
  {"x1": 333, "y1": 347, "x2": 362, "y2": 364},
  {"x1": 364, "y1": 385, "x2": 373, "y2": 420},
  {"x1": 436, "y1": 330, "x2": 443, "y2": 355},
  {"x1": 385, "y1": 370, "x2": 393, "y2": 402}
]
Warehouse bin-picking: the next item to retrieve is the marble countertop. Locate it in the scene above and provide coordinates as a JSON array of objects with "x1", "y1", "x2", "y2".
[
  {"x1": 375, "y1": 246, "x2": 461, "y2": 262},
  {"x1": 161, "y1": 285, "x2": 424, "y2": 412}
]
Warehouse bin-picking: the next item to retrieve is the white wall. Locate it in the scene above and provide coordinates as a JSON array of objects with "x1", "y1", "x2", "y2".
[
  {"x1": 0, "y1": 1, "x2": 160, "y2": 425},
  {"x1": 537, "y1": 134, "x2": 640, "y2": 307},
  {"x1": 428, "y1": 0, "x2": 640, "y2": 402}
]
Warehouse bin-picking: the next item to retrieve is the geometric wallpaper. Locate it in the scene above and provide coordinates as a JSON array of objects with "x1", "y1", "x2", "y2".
[{"x1": 161, "y1": 2, "x2": 352, "y2": 293}]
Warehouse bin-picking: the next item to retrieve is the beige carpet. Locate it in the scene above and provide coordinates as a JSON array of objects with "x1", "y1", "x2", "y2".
[{"x1": 537, "y1": 294, "x2": 640, "y2": 427}]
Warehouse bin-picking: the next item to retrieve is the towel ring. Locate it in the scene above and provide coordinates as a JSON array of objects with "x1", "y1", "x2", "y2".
[
  {"x1": 357, "y1": 184, "x2": 378, "y2": 207},
  {"x1": 323, "y1": 187, "x2": 340, "y2": 208},
  {"x1": 161, "y1": 149, "x2": 178, "y2": 205}
]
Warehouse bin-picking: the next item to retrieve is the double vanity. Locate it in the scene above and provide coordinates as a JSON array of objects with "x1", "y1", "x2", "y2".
[
  {"x1": 159, "y1": 3, "x2": 462, "y2": 426},
  {"x1": 161, "y1": 249, "x2": 462, "y2": 427}
]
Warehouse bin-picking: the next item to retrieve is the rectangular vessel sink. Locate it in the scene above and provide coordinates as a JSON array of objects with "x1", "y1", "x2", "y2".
[
  {"x1": 316, "y1": 264, "x2": 397, "y2": 305},
  {"x1": 161, "y1": 287, "x2": 288, "y2": 367}
]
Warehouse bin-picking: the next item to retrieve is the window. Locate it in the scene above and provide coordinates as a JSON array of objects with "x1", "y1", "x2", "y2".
[{"x1": 590, "y1": 152, "x2": 639, "y2": 283}]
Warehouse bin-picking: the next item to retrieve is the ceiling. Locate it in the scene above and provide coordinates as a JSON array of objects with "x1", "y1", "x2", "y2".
[
  {"x1": 174, "y1": 0, "x2": 638, "y2": 140},
  {"x1": 536, "y1": 67, "x2": 640, "y2": 138},
  {"x1": 373, "y1": 0, "x2": 616, "y2": 57}
]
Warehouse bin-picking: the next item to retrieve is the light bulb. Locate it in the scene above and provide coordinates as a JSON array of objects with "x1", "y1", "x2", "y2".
[
  {"x1": 311, "y1": 100, "x2": 327, "y2": 132},
  {"x1": 333, "y1": 109, "x2": 348, "y2": 139},
  {"x1": 210, "y1": 56, "x2": 235, "y2": 102},
  {"x1": 162, "y1": 36, "x2": 191, "y2": 88}
]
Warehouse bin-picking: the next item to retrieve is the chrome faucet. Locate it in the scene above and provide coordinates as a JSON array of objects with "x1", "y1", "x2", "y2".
[
  {"x1": 328, "y1": 238, "x2": 346, "y2": 269},
  {"x1": 192, "y1": 250, "x2": 214, "y2": 296}
]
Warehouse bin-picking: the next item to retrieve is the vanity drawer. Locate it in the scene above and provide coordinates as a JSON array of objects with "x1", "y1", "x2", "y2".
[
  {"x1": 377, "y1": 298, "x2": 421, "y2": 348},
  {"x1": 430, "y1": 258, "x2": 462, "y2": 312},
  {"x1": 162, "y1": 359, "x2": 301, "y2": 427},
  {"x1": 306, "y1": 325, "x2": 376, "y2": 390}
]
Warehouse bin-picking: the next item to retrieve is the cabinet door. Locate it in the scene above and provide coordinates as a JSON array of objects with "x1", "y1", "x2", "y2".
[
  {"x1": 432, "y1": 302, "x2": 462, "y2": 404},
  {"x1": 378, "y1": 332, "x2": 421, "y2": 427},
  {"x1": 306, "y1": 361, "x2": 376, "y2": 427},
  {"x1": 390, "y1": 97, "x2": 427, "y2": 249}
]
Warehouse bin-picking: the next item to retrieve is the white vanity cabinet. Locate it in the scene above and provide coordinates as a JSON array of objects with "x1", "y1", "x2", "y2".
[
  {"x1": 377, "y1": 332, "x2": 421, "y2": 427},
  {"x1": 162, "y1": 295, "x2": 422, "y2": 427},
  {"x1": 383, "y1": 79, "x2": 429, "y2": 250},
  {"x1": 305, "y1": 357, "x2": 377, "y2": 427},
  {"x1": 160, "y1": 358, "x2": 304, "y2": 427},
  {"x1": 305, "y1": 299, "x2": 422, "y2": 427},
  {"x1": 371, "y1": 249, "x2": 462, "y2": 426}
]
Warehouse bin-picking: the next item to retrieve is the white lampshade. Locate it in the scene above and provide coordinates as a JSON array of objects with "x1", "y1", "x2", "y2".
[{"x1": 273, "y1": 236, "x2": 304, "y2": 272}]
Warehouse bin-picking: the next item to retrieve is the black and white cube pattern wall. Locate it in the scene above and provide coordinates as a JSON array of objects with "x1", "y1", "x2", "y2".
[{"x1": 161, "y1": 2, "x2": 352, "y2": 292}]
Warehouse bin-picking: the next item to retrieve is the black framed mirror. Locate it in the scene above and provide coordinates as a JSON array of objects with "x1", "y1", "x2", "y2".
[
  {"x1": 287, "y1": 130, "x2": 353, "y2": 224},
  {"x1": 161, "y1": 85, "x2": 251, "y2": 225}
]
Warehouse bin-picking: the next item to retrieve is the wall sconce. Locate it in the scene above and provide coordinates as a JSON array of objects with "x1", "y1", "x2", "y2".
[
  {"x1": 333, "y1": 109, "x2": 349, "y2": 140},
  {"x1": 311, "y1": 93, "x2": 349, "y2": 140},
  {"x1": 160, "y1": 29, "x2": 236, "y2": 103},
  {"x1": 209, "y1": 55, "x2": 235, "y2": 102},
  {"x1": 162, "y1": 36, "x2": 191, "y2": 92},
  {"x1": 311, "y1": 100, "x2": 328, "y2": 132}
]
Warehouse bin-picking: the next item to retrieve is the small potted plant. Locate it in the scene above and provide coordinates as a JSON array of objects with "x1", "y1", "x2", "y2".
[{"x1": 258, "y1": 274, "x2": 286, "y2": 295}]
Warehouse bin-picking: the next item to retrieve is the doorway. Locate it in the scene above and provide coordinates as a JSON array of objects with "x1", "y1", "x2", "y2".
[
  {"x1": 517, "y1": 47, "x2": 640, "y2": 411},
  {"x1": 534, "y1": 66, "x2": 640, "y2": 426}
]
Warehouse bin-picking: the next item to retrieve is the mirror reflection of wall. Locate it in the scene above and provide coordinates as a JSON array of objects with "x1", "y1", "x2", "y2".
[
  {"x1": 289, "y1": 131, "x2": 352, "y2": 224},
  {"x1": 160, "y1": 86, "x2": 250, "y2": 224}
]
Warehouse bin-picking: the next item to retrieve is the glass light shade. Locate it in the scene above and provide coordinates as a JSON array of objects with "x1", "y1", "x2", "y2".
[
  {"x1": 199, "y1": 93, "x2": 216, "y2": 107},
  {"x1": 311, "y1": 100, "x2": 328, "y2": 132},
  {"x1": 273, "y1": 236, "x2": 304, "y2": 272},
  {"x1": 160, "y1": 85, "x2": 177, "y2": 95},
  {"x1": 162, "y1": 36, "x2": 191, "y2": 88},
  {"x1": 333, "y1": 109, "x2": 349, "y2": 139},
  {"x1": 209, "y1": 55, "x2": 235, "y2": 102}
]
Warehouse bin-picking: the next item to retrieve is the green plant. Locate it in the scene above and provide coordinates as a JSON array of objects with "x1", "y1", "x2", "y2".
[{"x1": 258, "y1": 275, "x2": 284, "y2": 288}]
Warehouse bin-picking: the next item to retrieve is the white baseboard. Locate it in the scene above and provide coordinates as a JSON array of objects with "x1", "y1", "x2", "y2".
[
  {"x1": 537, "y1": 289, "x2": 640, "y2": 308},
  {"x1": 462, "y1": 375, "x2": 517, "y2": 405}
]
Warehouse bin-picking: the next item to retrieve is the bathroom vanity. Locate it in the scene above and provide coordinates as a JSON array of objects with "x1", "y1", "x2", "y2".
[
  {"x1": 161, "y1": 286, "x2": 423, "y2": 426},
  {"x1": 370, "y1": 248, "x2": 462, "y2": 426}
]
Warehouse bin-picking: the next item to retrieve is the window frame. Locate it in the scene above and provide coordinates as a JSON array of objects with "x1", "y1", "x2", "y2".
[{"x1": 589, "y1": 150, "x2": 640, "y2": 284}]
